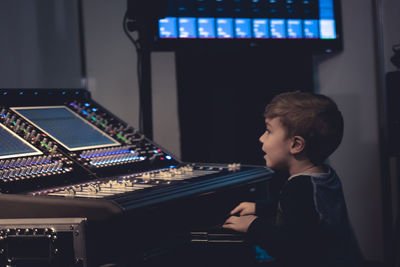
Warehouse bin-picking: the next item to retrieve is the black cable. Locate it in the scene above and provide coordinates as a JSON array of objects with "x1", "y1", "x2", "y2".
[
  {"x1": 123, "y1": 11, "x2": 144, "y2": 133},
  {"x1": 391, "y1": 43, "x2": 400, "y2": 70}
]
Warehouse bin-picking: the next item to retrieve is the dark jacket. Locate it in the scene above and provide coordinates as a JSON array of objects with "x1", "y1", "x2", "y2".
[{"x1": 246, "y1": 166, "x2": 363, "y2": 267}]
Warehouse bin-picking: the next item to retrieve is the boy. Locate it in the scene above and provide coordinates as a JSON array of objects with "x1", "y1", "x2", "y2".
[{"x1": 223, "y1": 92, "x2": 362, "y2": 267}]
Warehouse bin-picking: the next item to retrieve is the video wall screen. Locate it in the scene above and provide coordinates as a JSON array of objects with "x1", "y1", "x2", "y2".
[{"x1": 155, "y1": 0, "x2": 342, "y2": 51}]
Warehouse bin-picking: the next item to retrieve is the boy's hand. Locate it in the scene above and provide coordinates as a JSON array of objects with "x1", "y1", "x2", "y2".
[
  {"x1": 222, "y1": 215, "x2": 258, "y2": 233},
  {"x1": 230, "y1": 202, "x2": 256, "y2": 216}
]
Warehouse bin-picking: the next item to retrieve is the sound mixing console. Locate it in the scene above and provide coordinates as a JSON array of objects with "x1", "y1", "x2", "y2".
[{"x1": 0, "y1": 89, "x2": 273, "y2": 266}]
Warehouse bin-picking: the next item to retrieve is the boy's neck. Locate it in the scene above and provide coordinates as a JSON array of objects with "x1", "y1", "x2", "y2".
[{"x1": 288, "y1": 160, "x2": 327, "y2": 177}]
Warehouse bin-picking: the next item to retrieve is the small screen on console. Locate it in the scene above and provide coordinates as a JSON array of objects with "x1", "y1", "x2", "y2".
[
  {"x1": 12, "y1": 106, "x2": 120, "y2": 151},
  {"x1": 0, "y1": 124, "x2": 42, "y2": 159}
]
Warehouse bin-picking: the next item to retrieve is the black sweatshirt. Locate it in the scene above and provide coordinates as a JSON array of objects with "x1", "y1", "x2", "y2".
[{"x1": 246, "y1": 166, "x2": 363, "y2": 267}]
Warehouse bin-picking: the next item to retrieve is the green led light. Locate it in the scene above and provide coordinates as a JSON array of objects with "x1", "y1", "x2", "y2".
[
  {"x1": 91, "y1": 116, "x2": 97, "y2": 121},
  {"x1": 116, "y1": 134, "x2": 127, "y2": 142}
]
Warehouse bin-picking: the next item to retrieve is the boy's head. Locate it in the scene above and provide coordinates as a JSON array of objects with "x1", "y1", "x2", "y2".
[{"x1": 260, "y1": 91, "x2": 343, "y2": 168}]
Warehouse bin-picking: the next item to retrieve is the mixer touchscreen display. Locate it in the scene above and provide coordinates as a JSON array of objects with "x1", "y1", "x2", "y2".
[
  {"x1": 0, "y1": 124, "x2": 42, "y2": 159},
  {"x1": 12, "y1": 106, "x2": 120, "y2": 151}
]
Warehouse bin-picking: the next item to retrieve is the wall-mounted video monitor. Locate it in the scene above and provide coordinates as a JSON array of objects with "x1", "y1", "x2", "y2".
[{"x1": 154, "y1": 0, "x2": 342, "y2": 52}]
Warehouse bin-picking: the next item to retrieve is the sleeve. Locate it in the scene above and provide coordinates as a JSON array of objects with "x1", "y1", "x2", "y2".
[
  {"x1": 255, "y1": 200, "x2": 277, "y2": 218},
  {"x1": 246, "y1": 176, "x2": 321, "y2": 259}
]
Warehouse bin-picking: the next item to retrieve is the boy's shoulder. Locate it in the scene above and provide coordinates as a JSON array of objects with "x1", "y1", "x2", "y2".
[
  {"x1": 281, "y1": 175, "x2": 315, "y2": 199},
  {"x1": 282, "y1": 166, "x2": 340, "y2": 195}
]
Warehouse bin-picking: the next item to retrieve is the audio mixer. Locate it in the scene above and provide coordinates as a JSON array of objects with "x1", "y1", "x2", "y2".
[{"x1": 0, "y1": 89, "x2": 273, "y2": 266}]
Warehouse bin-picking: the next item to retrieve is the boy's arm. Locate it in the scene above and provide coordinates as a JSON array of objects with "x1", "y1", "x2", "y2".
[
  {"x1": 246, "y1": 176, "x2": 321, "y2": 259},
  {"x1": 255, "y1": 200, "x2": 277, "y2": 218}
]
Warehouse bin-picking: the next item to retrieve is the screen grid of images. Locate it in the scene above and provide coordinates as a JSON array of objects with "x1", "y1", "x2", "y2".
[{"x1": 158, "y1": 0, "x2": 336, "y2": 40}]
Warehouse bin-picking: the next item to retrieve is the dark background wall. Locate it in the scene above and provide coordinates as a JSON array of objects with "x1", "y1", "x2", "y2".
[
  {"x1": 176, "y1": 49, "x2": 313, "y2": 165},
  {"x1": 0, "y1": 0, "x2": 82, "y2": 88}
]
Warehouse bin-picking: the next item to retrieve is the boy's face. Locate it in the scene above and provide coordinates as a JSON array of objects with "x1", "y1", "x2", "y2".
[{"x1": 259, "y1": 117, "x2": 292, "y2": 170}]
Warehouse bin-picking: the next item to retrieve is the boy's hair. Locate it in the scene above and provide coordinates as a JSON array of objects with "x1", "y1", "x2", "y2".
[{"x1": 264, "y1": 91, "x2": 344, "y2": 165}]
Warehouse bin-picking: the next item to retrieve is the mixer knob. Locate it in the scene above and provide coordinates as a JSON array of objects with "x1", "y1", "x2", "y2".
[
  {"x1": 20, "y1": 167, "x2": 27, "y2": 176},
  {"x1": 10, "y1": 159, "x2": 16, "y2": 167},
  {"x1": 31, "y1": 166, "x2": 38, "y2": 174},
  {"x1": 14, "y1": 169, "x2": 21, "y2": 176},
  {"x1": 56, "y1": 162, "x2": 63, "y2": 170},
  {"x1": 20, "y1": 158, "x2": 27, "y2": 166},
  {"x1": 52, "y1": 144, "x2": 58, "y2": 152},
  {"x1": 47, "y1": 163, "x2": 55, "y2": 172},
  {"x1": 41, "y1": 165, "x2": 49, "y2": 173},
  {"x1": 34, "y1": 133, "x2": 41, "y2": 142},
  {"x1": 26, "y1": 167, "x2": 32, "y2": 175}
]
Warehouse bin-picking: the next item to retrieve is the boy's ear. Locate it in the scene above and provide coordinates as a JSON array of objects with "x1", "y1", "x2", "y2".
[{"x1": 290, "y1": 136, "x2": 306, "y2": 154}]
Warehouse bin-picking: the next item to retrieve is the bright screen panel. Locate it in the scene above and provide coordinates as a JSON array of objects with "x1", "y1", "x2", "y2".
[
  {"x1": 12, "y1": 106, "x2": 120, "y2": 151},
  {"x1": 156, "y1": 0, "x2": 342, "y2": 51},
  {"x1": 0, "y1": 123, "x2": 42, "y2": 159}
]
